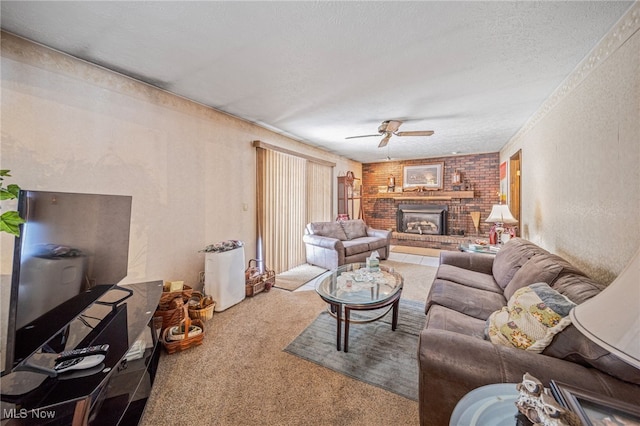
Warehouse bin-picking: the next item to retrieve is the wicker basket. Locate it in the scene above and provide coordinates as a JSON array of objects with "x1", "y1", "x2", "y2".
[
  {"x1": 158, "y1": 284, "x2": 193, "y2": 310},
  {"x1": 162, "y1": 305, "x2": 205, "y2": 354},
  {"x1": 154, "y1": 297, "x2": 186, "y2": 330},
  {"x1": 188, "y1": 291, "x2": 215, "y2": 321},
  {"x1": 245, "y1": 259, "x2": 275, "y2": 297}
]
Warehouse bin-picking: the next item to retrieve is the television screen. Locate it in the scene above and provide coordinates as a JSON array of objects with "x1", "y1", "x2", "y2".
[{"x1": 2, "y1": 190, "x2": 132, "y2": 373}]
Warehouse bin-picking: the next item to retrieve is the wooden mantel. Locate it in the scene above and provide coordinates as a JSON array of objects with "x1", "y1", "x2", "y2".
[{"x1": 365, "y1": 190, "x2": 475, "y2": 201}]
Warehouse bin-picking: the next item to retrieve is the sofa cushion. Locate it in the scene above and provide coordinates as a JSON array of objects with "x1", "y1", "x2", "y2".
[
  {"x1": 436, "y1": 264, "x2": 502, "y2": 294},
  {"x1": 308, "y1": 221, "x2": 348, "y2": 240},
  {"x1": 427, "y1": 279, "x2": 507, "y2": 320},
  {"x1": 543, "y1": 325, "x2": 640, "y2": 385},
  {"x1": 424, "y1": 305, "x2": 486, "y2": 340},
  {"x1": 365, "y1": 237, "x2": 389, "y2": 251},
  {"x1": 342, "y1": 239, "x2": 370, "y2": 256},
  {"x1": 486, "y1": 283, "x2": 575, "y2": 353},
  {"x1": 340, "y1": 219, "x2": 368, "y2": 240},
  {"x1": 504, "y1": 255, "x2": 564, "y2": 300},
  {"x1": 551, "y1": 273, "x2": 605, "y2": 305},
  {"x1": 492, "y1": 238, "x2": 549, "y2": 289}
]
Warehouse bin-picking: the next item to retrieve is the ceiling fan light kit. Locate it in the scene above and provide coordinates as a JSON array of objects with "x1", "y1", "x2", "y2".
[{"x1": 347, "y1": 120, "x2": 434, "y2": 148}]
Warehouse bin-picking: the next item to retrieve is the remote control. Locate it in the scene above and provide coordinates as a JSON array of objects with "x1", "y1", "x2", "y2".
[
  {"x1": 54, "y1": 354, "x2": 105, "y2": 373},
  {"x1": 56, "y1": 344, "x2": 109, "y2": 363}
]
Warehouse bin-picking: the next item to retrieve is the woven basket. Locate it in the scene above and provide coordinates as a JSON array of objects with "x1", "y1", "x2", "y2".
[
  {"x1": 245, "y1": 259, "x2": 276, "y2": 297},
  {"x1": 158, "y1": 284, "x2": 193, "y2": 310},
  {"x1": 188, "y1": 291, "x2": 215, "y2": 321},
  {"x1": 162, "y1": 305, "x2": 205, "y2": 354},
  {"x1": 154, "y1": 297, "x2": 186, "y2": 330}
]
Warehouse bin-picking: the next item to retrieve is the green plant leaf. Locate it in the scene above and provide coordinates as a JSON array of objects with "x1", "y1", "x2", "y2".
[
  {"x1": 1, "y1": 187, "x2": 17, "y2": 201},
  {"x1": 0, "y1": 210, "x2": 25, "y2": 237},
  {"x1": 7, "y1": 184, "x2": 20, "y2": 198}
]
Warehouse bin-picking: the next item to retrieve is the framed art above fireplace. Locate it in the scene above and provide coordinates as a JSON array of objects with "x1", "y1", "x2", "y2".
[{"x1": 402, "y1": 162, "x2": 443, "y2": 190}]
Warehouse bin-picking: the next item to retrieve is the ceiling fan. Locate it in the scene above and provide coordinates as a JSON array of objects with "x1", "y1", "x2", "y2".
[{"x1": 346, "y1": 120, "x2": 434, "y2": 148}]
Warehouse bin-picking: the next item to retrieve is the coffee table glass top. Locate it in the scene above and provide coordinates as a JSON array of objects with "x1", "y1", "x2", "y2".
[{"x1": 315, "y1": 263, "x2": 403, "y2": 306}]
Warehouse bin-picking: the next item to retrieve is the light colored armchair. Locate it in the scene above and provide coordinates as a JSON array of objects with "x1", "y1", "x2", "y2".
[{"x1": 303, "y1": 219, "x2": 391, "y2": 270}]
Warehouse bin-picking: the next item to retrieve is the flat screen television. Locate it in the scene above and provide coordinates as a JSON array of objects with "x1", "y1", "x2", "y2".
[{"x1": 2, "y1": 190, "x2": 132, "y2": 374}]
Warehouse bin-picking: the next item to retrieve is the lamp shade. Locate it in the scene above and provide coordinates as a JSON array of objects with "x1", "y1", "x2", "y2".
[
  {"x1": 484, "y1": 204, "x2": 518, "y2": 224},
  {"x1": 569, "y1": 248, "x2": 640, "y2": 369}
]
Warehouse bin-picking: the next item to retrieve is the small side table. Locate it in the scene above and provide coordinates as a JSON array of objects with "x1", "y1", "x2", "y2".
[
  {"x1": 458, "y1": 242, "x2": 500, "y2": 255},
  {"x1": 449, "y1": 383, "x2": 531, "y2": 426}
]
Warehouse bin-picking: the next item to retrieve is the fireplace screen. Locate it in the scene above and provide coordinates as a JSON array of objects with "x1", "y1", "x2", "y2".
[{"x1": 397, "y1": 204, "x2": 447, "y2": 235}]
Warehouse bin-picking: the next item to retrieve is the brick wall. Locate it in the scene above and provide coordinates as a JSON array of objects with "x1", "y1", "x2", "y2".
[{"x1": 362, "y1": 153, "x2": 500, "y2": 248}]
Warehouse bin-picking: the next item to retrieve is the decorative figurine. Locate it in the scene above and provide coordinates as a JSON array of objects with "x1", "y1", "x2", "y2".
[
  {"x1": 387, "y1": 174, "x2": 395, "y2": 192},
  {"x1": 538, "y1": 393, "x2": 581, "y2": 426},
  {"x1": 452, "y1": 169, "x2": 462, "y2": 184},
  {"x1": 515, "y1": 373, "x2": 581, "y2": 426}
]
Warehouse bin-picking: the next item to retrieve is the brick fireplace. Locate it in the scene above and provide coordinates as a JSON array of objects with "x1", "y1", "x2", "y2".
[
  {"x1": 397, "y1": 204, "x2": 447, "y2": 235},
  {"x1": 361, "y1": 152, "x2": 500, "y2": 250}
]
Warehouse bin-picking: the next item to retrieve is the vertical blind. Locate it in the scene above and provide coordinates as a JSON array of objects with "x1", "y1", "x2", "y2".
[
  {"x1": 257, "y1": 147, "x2": 333, "y2": 274},
  {"x1": 306, "y1": 161, "x2": 333, "y2": 223}
]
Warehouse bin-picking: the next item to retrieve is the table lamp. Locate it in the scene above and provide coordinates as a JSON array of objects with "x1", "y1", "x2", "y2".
[
  {"x1": 570, "y1": 248, "x2": 640, "y2": 369},
  {"x1": 485, "y1": 204, "x2": 518, "y2": 244}
]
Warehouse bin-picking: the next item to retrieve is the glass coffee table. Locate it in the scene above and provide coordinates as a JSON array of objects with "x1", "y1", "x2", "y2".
[{"x1": 315, "y1": 263, "x2": 403, "y2": 352}]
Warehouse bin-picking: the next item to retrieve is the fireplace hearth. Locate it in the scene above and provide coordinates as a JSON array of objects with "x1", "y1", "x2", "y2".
[{"x1": 397, "y1": 204, "x2": 447, "y2": 236}]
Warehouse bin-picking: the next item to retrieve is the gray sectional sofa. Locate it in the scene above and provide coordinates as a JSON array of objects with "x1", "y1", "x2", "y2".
[
  {"x1": 303, "y1": 219, "x2": 391, "y2": 270},
  {"x1": 419, "y1": 238, "x2": 640, "y2": 426}
]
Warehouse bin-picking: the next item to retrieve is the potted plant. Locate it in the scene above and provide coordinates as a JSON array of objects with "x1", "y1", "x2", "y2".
[{"x1": 0, "y1": 170, "x2": 25, "y2": 236}]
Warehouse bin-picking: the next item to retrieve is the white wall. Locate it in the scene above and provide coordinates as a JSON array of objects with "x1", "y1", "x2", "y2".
[
  {"x1": 0, "y1": 32, "x2": 361, "y2": 287},
  {"x1": 501, "y1": 7, "x2": 640, "y2": 283}
]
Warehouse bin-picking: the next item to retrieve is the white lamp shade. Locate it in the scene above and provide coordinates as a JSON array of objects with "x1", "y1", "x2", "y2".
[
  {"x1": 569, "y1": 248, "x2": 640, "y2": 369},
  {"x1": 484, "y1": 204, "x2": 518, "y2": 224}
]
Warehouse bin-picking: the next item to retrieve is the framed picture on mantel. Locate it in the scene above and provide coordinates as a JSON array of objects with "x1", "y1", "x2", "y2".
[{"x1": 402, "y1": 163, "x2": 443, "y2": 190}]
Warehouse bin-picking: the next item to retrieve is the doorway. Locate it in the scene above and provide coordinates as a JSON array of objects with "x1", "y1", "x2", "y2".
[{"x1": 509, "y1": 150, "x2": 521, "y2": 236}]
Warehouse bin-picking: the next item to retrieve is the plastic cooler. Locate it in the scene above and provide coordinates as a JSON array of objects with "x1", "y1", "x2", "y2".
[{"x1": 204, "y1": 246, "x2": 246, "y2": 311}]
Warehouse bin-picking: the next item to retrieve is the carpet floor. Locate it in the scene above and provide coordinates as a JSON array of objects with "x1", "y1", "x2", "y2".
[
  {"x1": 140, "y1": 260, "x2": 437, "y2": 425},
  {"x1": 284, "y1": 298, "x2": 426, "y2": 401},
  {"x1": 275, "y1": 263, "x2": 327, "y2": 291}
]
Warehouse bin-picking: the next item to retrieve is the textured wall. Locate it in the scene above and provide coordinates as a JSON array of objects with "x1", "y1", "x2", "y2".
[
  {"x1": 501, "y1": 9, "x2": 640, "y2": 283},
  {"x1": 0, "y1": 32, "x2": 359, "y2": 287}
]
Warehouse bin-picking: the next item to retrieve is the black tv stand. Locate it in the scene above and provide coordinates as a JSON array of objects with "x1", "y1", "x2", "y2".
[{"x1": 1, "y1": 281, "x2": 163, "y2": 425}]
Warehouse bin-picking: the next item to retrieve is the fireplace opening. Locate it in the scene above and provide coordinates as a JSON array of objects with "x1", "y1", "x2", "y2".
[{"x1": 397, "y1": 204, "x2": 447, "y2": 236}]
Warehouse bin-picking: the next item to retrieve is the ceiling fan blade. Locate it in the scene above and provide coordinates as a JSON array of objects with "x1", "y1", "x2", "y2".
[
  {"x1": 378, "y1": 134, "x2": 391, "y2": 148},
  {"x1": 379, "y1": 120, "x2": 403, "y2": 133},
  {"x1": 395, "y1": 130, "x2": 434, "y2": 137},
  {"x1": 345, "y1": 134, "x2": 382, "y2": 139}
]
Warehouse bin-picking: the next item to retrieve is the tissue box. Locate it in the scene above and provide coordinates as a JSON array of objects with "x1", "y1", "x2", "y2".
[{"x1": 366, "y1": 258, "x2": 380, "y2": 272}]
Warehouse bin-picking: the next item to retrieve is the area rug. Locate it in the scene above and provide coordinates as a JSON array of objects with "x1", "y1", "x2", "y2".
[
  {"x1": 274, "y1": 264, "x2": 327, "y2": 291},
  {"x1": 284, "y1": 298, "x2": 426, "y2": 401}
]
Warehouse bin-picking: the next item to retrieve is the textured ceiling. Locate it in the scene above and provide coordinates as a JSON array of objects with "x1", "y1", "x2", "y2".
[{"x1": 0, "y1": 1, "x2": 633, "y2": 163}]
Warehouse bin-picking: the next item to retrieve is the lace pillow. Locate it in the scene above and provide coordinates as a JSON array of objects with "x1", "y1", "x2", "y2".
[{"x1": 486, "y1": 282, "x2": 575, "y2": 353}]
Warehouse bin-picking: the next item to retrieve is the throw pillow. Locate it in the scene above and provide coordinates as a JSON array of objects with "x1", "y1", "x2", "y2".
[
  {"x1": 340, "y1": 219, "x2": 368, "y2": 240},
  {"x1": 486, "y1": 283, "x2": 576, "y2": 353}
]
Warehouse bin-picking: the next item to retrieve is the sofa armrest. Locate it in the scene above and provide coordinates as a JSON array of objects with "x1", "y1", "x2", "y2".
[
  {"x1": 439, "y1": 250, "x2": 494, "y2": 275},
  {"x1": 418, "y1": 329, "x2": 640, "y2": 426},
  {"x1": 303, "y1": 234, "x2": 345, "y2": 270},
  {"x1": 367, "y1": 227, "x2": 391, "y2": 241}
]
